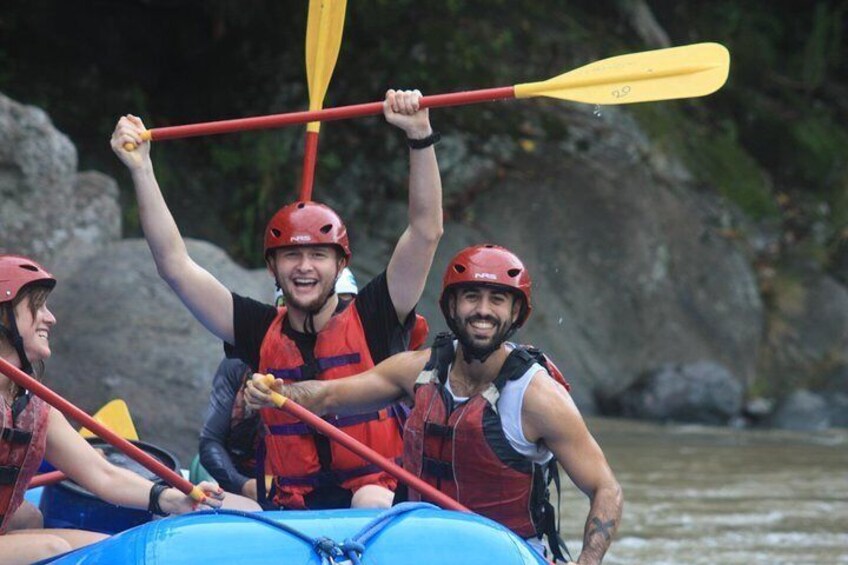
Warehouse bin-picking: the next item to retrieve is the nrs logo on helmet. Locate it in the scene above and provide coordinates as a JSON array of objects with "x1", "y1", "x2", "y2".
[{"x1": 263, "y1": 201, "x2": 351, "y2": 260}]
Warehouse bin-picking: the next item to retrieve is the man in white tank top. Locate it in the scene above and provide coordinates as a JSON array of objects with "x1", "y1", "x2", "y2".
[
  {"x1": 444, "y1": 341, "x2": 554, "y2": 466},
  {"x1": 247, "y1": 245, "x2": 623, "y2": 564}
]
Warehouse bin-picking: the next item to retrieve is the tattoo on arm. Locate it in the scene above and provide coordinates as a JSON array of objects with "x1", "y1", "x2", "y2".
[
  {"x1": 588, "y1": 517, "x2": 616, "y2": 542},
  {"x1": 576, "y1": 480, "x2": 622, "y2": 563},
  {"x1": 579, "y1": 513, "x2": 619, "y2": 563}
]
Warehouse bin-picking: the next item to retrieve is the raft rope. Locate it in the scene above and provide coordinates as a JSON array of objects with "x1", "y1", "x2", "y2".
[{"x1": 192, "y1": 502, "x2": 439, "y2": 564}]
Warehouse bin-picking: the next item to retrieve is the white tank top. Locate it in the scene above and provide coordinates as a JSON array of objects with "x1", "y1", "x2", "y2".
[{"x1": 444, "y1": 357, "x2": 554, "y2": 465}]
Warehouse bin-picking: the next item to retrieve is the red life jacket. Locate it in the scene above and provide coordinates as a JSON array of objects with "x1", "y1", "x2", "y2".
[
  {"x1": 258, "y1": 303, "x2": 403, "y2": 509},
  {"x1": 403, "y1": 334, "x2": 565, "y2": 538},
  {"x1": 409, "y1": 314, "x2": 429, "y2": 350},
  {"x1": 1, "y1": 393, "x2": 50, "y2": 534}
]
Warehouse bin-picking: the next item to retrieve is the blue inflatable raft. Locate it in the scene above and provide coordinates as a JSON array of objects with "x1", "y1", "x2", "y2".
[
  {"x1": 40, "y1": 504, "x2": 547, "y2": 564},
  {"x1": 24, "y1": 441, "x2": 547, "y2": 563}
]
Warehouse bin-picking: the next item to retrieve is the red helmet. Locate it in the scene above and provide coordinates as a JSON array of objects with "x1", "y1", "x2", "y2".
[
  {"x1": 263, "y1": 201, "x2": 351, "y2": 260},
  {"x1": 0, "y1": 254, "x2": 56, "y2": 304},
  {"x1": 439, "y1": 244, "x2": 532, "y2": 328}
]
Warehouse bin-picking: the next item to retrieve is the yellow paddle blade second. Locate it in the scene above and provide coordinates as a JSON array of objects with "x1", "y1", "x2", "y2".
[
  {"x1": 79, "y1": 399, "x2": 139, "y2": 441},
  {"x1": 515, "y1": 42, "x2": 730, "y2": 105},
  {"x1": 305, "y1": 0, "x2": 347, "y2": 133}
]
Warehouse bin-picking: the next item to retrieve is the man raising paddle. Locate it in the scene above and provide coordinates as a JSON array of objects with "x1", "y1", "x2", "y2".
[{"x1": 111, "y1": 89, "x2": 442, "y2": 511}]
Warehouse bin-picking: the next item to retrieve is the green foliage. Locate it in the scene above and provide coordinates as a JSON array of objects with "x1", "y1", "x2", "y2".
[
  {"x1": 801, "y1": 1, "x2": 846, "y2": 91},
  {"x1": 803, "y1": 3, "x2": 832, "y2": 90},
  {"x1": 832, "y1": 175, "x2": 848, "y2": 229},
  {"x1": 697, "y1": 128, "x2": 778, "y2": 220},
  {"x1": 667, "y1": 0, "x2": 848, "y2": 240},
  {"x1": 632, "y1": 104, "x2": 778, "y2": 219},
  {"x1": 1, "y1": 0, "x2": 846, "y2": 267},
  {"x1": 208, "y1": 130, "x2": 299, "y2": 261},
  {"x1": 788, "y1": 113, "x2": 848, "y2": 191}
]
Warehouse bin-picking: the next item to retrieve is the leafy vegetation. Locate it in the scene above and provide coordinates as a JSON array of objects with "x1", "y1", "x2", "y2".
[{"x1": 0, "y1": 0, "x2": 845, "y2": 270}]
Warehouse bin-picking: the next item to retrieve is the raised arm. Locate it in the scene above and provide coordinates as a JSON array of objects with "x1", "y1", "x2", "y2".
[
  {"x1": 382, "y1": 90, "x2": 444, "y2": 323},
  {"x1": 523, "y1": 373, "x2": 623, "y2": 565},
  {"x1": 111, "y1": 115, "x2": 234, "y2": 344},
  {"x1": 245, "y1": 349, "x2": 428, "y2": 416}
]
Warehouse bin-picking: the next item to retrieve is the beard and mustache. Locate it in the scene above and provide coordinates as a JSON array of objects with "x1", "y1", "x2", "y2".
[
  {"x1": 278, "y1": 276, "x2": 337, "y2": 315},
  {"x1": 452, "y1": 312, "x2": 513, "y2": 363}
]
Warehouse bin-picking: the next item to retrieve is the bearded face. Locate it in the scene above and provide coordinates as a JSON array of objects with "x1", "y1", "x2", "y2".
[
  {"x1": 449, "y1": 286, "x2": 520, "y2": 359},
  {"x1": 268, "y1": 245, "x2": 343, "y2": 313}
]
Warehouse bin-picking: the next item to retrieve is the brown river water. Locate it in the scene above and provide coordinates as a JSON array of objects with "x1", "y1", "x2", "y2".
[{"x1": 557, "y1": 418, "x2": 848, "y2": 564}]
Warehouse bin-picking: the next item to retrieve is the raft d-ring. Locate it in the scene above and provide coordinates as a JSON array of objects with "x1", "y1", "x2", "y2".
[{"x1": 313, "y1": 536, "x2": 344, "y2": 563}]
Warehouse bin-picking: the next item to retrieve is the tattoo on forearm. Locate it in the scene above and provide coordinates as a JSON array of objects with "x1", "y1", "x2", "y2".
[
  {"x1": 578, "y1": 484, "x2": 622, "y2": 563},
  {"x1": 588, "y1": 517, "x2": 616, "y2": 541}
]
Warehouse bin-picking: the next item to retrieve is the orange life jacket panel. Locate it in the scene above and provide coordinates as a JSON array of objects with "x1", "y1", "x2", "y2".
[{"x1": 258, "y1": 304, "x2": 402, "y2": 509}]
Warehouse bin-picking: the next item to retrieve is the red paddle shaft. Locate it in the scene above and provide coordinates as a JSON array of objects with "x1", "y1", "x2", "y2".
[
  {"x1": 146, "y1": 87, "x2": 515, "y2": 142},
  {"x1": 299, "y1": 131, "x2": 320, "y2": 201}
]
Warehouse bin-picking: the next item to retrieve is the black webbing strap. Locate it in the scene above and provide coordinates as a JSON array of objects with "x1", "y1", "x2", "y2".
[
  {"x1": 0, "y1": 465, "x2": 21, "y2": 485},
  {"x1": 426, "y1": 333, "x2": 455, "y2": 385},
  {"x1": 421, "y1": 457, "x2": 453, "y2": 480},
  {"x1": 423, "y1": 422, "x2": 453, "y2": 438},
  {"x1": 0, "y1": 427, "x2": 32, "y2": 444},
  {"x1": 543, "y1": 460, "x2": 571, "y2": 563}
]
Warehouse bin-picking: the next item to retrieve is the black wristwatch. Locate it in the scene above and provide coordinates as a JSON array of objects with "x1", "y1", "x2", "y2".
[
  {"x1": 148, "y1": 482, "x2": 170, "y2": 516},
  {"x1": 407, "y1": 130, "x2": 441, "y2": 149}
]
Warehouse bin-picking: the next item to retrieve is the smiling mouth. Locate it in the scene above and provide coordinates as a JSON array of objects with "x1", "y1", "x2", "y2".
[
  {"x1": 466, "y1": 318, "x2": 500, "y2": 339},
  {"x1": 36, "y1": 330, "x2": 50, "y2": 339},
  {"x1": 291, "y1": 278, "x2": 319, "y2": 290}
]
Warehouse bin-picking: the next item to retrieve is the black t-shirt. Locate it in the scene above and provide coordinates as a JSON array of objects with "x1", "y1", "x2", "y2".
[{"x1": 225, "y1": 270, "x2": 415, "y2": 372}]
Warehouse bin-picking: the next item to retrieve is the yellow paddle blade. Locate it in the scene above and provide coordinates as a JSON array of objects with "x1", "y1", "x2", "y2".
[
  {"x1": 79, "y1": 399, "x2": 139, "y2": 441},
  {"x1": 514, "y1": 42, "x2": 730, "y2": 105},
  {"x1": 305, "y1": 0, "x2": 347, "y2": 133}
]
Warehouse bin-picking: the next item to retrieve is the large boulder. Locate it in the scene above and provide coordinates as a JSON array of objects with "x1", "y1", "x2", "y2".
[
  {"x1": 613, "y1": 361, "x2": 745, "y2": 424},
  {"x1": 759, "y1": 270, "x2": 848, "y2": 396},
  {"x1": 413, "y1": 106, "x2": 761, "y2": 413},
  {"x1": 46, "y1": 238, "x2": 274, "y2": 463},
  {"x1": 768, "y1": 389, "x2": 830, "y2": 431},
  {"x1": 0, "y1": 93, "x2": 121, "y2": 272},
  {"x1": 830, "y1": 235, "x2": 848, "y2": 287},
  {"x1": 826, "y1": 393, "x2": 848, "y2": 428}
]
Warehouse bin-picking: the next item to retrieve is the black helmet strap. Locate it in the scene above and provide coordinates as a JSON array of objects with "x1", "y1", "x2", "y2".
[{"x1": 0, "y1": 307, "x2": 34, "y2": 376}]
